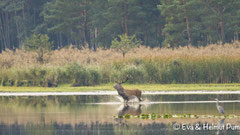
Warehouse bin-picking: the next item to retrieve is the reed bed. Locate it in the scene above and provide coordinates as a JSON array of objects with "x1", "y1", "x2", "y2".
[{"x1": 1, "y1": 42, "x2": 240, "y2": 86}]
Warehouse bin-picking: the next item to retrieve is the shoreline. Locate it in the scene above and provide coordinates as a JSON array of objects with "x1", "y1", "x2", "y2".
[
  {"x1": 1, "y1": 90, "x2": 240, "y2": 96},
  {"x1": 1, "y1": 83, "x2": 240, "y2": 94},
  {"x1": 0, "y1": 83, "x2": 240, "y2": 92}
]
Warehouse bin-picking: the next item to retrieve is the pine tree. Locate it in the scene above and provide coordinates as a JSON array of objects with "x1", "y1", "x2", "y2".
[
  {"x1": 92, "y1": 0, "x2": 163, "y2": 48},
  {"x1": 24, "y1": 34, "x2": 53, "y2": 63},
  {"x1": 159, "y1": 0, "x2": 240, "y2": 46},
  {"x1": 0, "y1": 0, "x2": 48, "y2": 52},
  {"x1": 111, "y1": 34, "x2": 141, "y2": 57},
  {"x1": 159, "y1": 0, "x2": 188, "y2": 47},
  {"x1": 43, "y1": 0, "x2": 92, "y2": 48}
]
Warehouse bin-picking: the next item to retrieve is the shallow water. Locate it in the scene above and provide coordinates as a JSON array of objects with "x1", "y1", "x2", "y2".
[{"x1": 0, "y1": 93, "x2": 240, "y2": 135}]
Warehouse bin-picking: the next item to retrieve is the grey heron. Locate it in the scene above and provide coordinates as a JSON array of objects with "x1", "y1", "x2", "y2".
[{"x1": 215, "y1": 98, "x2": 225, "y2": 115}]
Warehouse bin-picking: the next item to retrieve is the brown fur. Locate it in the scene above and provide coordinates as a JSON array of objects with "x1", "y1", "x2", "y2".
[
  {"x1": 114, "y1": 78, "x2": 142, "y2": 102},
  {"x1": 124, "y1": 89, "x2": 142, "y2": 100}
]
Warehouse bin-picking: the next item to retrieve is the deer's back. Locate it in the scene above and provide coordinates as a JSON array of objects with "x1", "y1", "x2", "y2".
[{"x1": 124, "y1": 89, "x2": 142, "y2": 98}]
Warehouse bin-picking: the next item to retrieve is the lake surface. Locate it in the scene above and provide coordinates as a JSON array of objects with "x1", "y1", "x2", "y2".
[{"x1": 0, "y1": 93, "x2": 240, "y2": 135}]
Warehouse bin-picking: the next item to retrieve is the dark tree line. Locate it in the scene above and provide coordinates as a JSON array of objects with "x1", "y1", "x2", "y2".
[
  {"x1": 160, "y1": 0, "x2": 240, "y2": 46},
  {"x1": 0, "y1": 0, "x2": 240, "y2": 53}
]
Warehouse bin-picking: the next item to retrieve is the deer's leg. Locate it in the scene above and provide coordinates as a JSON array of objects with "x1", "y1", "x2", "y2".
[
  {"x1": 123, "y1": 97, "x2": 128, "y2": 103},
  {"x1": 125, "y1": 97, "x2": 129, "y2": 103},
  {"x1": 123, "y1": 100, "x2": 128, "y2": 106}
]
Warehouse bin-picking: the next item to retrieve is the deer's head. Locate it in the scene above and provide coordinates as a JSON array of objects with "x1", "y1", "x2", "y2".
[{"x1": 113, "y1": 77, "x2": 129, "y2": 90}]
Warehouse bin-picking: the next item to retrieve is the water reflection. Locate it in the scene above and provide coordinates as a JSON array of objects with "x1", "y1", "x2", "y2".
[
  {"x1": 115, "y1": 104, "x2": 142, "y2": 127},
  {"x1": 118, "y1": 104, "x2": 142, "y2": 116},
  {"x1": 216, "y1": 119, "x2": 225, "y2": 135},
  {"x1": 0, "y1": 94, "x2": 239, "y2": 134}
]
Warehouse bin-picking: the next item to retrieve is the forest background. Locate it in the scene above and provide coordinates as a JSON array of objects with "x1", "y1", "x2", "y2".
[{"x1": 0, "y1": 0, "x2": 240, "y2": 87}]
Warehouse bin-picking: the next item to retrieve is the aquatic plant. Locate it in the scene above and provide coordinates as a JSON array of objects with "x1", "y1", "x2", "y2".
[{"x1": 114, "y1": 113, "x2": 240, "y2": 120}]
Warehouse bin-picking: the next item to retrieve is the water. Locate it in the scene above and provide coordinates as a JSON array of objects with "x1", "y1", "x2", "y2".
[{"x1": 0, "y1": 93, "x2": 240, "y2": 135}]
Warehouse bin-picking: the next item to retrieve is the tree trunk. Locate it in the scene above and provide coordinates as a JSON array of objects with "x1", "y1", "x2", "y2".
[
  {"x1": 0, "y1": 42, "x2": 2, "y2": 53},
  {"x1": 83, "y1": 7, "x2": 91, "y2": 49},
  {"x1": 93, "y1": 27, "x2": 98, "y2": 51},
  {"x1": 122, "y1": 52, "x2": 125, "y2": 58},
  {"x1": 216, "y1": 23, "x2": 220, "y2": 41},
  {"x1": 185, "y1": 11, "x2": 191, "y2": 45},
  {"x1": 182, "y1": 0, "x2": 192, "y2": 45},
  {"x1": 0, "y1": 18, "x2": 4, "y2": 52},
  {"x1": 14, "y1": 3, "x2": 20, "y2": 47},
  {"x1": 0, "y1": 12, "x2": 7, "y2": 50},
  {"x1": 5, "y1": 12, "x2": 10, "y2": 49},
  {"x1": 120, "y1": 20, "x2": 124, "y2": 33},
  {"x1": 38, "y1": 48, "x2": 44, "y2": 64},
  {"x1": 22, "y1": 1, "x2": 25, "y2": 45},
  {"x1": 59, "y1": 33, "x2": 63, "y2": 48},
  {"x1": 236, "y1": 32, "x2": 239, "y2": 41},
  {"x1": 82, "y1": 10, "x2": 87, "y2": 45},
  {"x1": 124, "y1": 0, "x2": 128, "y2": 35},
  {"x1": 220, "y1": 21, "x2": 225, "y2": 44},
  {"x1": 0, "y1": 29, "x2": 2, "y2": 52}
]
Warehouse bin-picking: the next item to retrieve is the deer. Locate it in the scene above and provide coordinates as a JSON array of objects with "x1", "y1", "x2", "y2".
[{"x1": 113, "y1": 77, "x2": 142, "y2": 103}]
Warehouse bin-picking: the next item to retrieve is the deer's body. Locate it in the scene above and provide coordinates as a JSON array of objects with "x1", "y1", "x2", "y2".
[{"x1": 114, "y1": 84, "x2": 142, "y2": 102}]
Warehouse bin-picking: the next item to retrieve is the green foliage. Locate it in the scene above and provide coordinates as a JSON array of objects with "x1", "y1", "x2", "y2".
[
  {"x1": 0, "y1": 0, "x2": 48, "y2": 51},
  {"x1": 44, "y1": 69, "x2": 59, "y2": 87},
  {"x1": 42, "y1": 0, "x2": 91, "y2": 47},
  {"x1": 143, "y1": 61, "x2": 161, "y2": 83},
  {"x1": 87, "y1": 67, "x2": 102, "y2": 86},
  {"x1": 92, "y1": 0, "x2": 163, "y2": 48},
  {"x1": 159, "y1": 0, "x2": 240, "y2": 46},
  {"x1": 158, "y1": 0, "x2": 187, "y2": 47},
  {"x1": 1, "y1": 0, "x2": 240, "y2": 52},
  {"x1": 66, "y1": 63, "x2": 89, "y2": 86},
  {"x1": 24, "y1": 34, "x2": 53, "y2": 63},
  {"x1": 65, "y1": 63, "x2": 102, "y2": 86},
  {"x1": 3, "y1": 57, "x2": 240, "y2": 86},
  {"x1": 115, "y1": 113, "x2": 238, "y2": 119},
  {"x1": 111, "y1": 34, "x2": 141, "y2": 57},
  {"x1": 122, "y1": 66, "x2": 145, "y2": 84}
]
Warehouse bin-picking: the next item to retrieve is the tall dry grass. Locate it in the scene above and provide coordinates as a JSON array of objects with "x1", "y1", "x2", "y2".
[
  {"x1": 1, "y1": 42, "x2": 240, "y2": 86},
  {"x1": 1, "y1": 42, "x2": 240, "y2": 68}
]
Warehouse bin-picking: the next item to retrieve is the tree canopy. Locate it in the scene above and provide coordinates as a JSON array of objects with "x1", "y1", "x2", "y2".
[
  {"x1": 111, "y1": 34, "x2": 141, "y2": 57},
  {"x1": 25, "y1": 34, "x2": 53, "y2": 63},
  {"x1": 0, "y1": 0, "x2": 239, "y2": 53}
]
